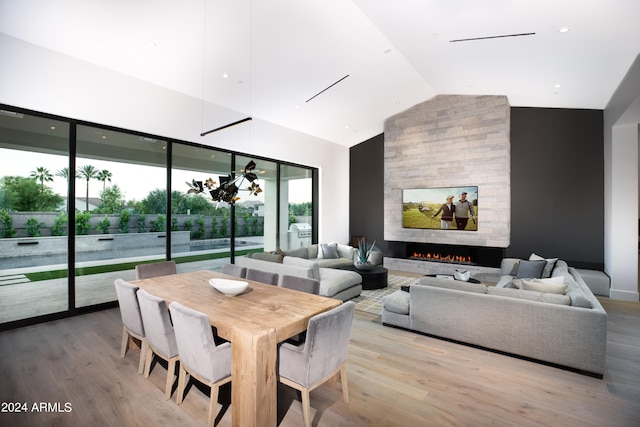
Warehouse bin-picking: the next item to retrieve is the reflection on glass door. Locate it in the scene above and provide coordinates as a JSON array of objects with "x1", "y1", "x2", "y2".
[
  {"x1": 280, "y1": 165, "x2": 313, "y2": 252},
  {"x1": 233, "y1": 155, "x2": 273, "y2": 256},
  {"x1": 171, "y1": 144, "x2": 233, "y2": 271},
  {"x1": 0, "y1": 111, "x2": 70, "y2": 324},
  {"x1": 75, "y1": 125, "x2": 167, "y2": 308}
]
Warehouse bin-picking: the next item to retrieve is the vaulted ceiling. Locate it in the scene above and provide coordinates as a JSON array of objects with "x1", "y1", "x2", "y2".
[{"x1": 1, "y1": 0, "x2": 639, "y2": 147}]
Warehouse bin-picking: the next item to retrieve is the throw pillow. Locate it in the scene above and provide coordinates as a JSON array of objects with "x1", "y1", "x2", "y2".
[
  {"x1": 529, "y1": 253, "x2": 559, "y2": 278},
  {"x1": 320, "y1": 243, "x2": 339, "y2": 259},
  {"x1": 521, "y1": 279, "x2": 568, "y2": 294},
  {"x1": 515, "y1": 259, "x2": 546, "y2": 279}
]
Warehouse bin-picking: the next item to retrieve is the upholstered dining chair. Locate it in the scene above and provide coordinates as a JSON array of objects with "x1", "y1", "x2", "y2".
[
  {"x1": 221, "y1": 263, "x2": 247, "y2": 278},
  {"x1": 135, "y1": 260, "x2": 177, "y2": 280},
  {"x1": 280, "y1": 275, "x2": 320, "y2": 295},
  {"x1": 136, "y1": 289, "x2": 179, "y2": 400},
  {"x1": 278, "y1": 301, "x2": 356, "y2": 427},
  {"x1": 114, "y1": 279, "x2": 148, "y2": 375},
  {"x1": 168, "y1": 301, "x2": 232, "y2": 427},
  {"x1": 245, "y1": 268, "x2": 279, "y2": 285}
]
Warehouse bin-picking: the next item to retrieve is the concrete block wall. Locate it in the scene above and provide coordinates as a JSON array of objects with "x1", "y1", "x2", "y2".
[{"x1": 384, "y1": 94, "x2": 510, "y2": 248}]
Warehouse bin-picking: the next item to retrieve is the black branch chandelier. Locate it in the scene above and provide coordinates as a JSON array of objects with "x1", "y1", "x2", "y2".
[{"x1": 186, "y1": 160, "x2": 262, "y2": 205}]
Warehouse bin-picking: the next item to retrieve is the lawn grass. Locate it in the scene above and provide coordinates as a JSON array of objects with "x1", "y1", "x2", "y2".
[{"x1": 24, "y1": 248, "x2": 260, "y2": 282}]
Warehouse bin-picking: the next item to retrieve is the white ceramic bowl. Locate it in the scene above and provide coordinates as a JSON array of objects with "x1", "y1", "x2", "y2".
[{"x1": 209, "y1": 278, "x2": 248, "y2": 296}]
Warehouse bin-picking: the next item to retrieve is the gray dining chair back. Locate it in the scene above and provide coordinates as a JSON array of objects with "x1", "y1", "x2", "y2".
[
  {"x1": 246, "y1": 268, "x2": 278, "y2": 285},
  {"x1": 135, "y1": 260, "x2": 177, "y2": 280},
  {"x1": 114, "y1": 278, "x2": 148, "y2": 375},
  {"x1": 281, "y1": 275, "x2": 320, "y2": 295},
  {"x1": 136, "y1": 288, "x2": 179, "y2": 400},
  {"x1": 278, "y1": 301, "x2": 356, "y2": 427},
  {"x1": 221, "y1": 263, "x2": 247, "y2": 278},
  {"x1": 168, "y1": 301, "x2": 232, "y2": 426}
]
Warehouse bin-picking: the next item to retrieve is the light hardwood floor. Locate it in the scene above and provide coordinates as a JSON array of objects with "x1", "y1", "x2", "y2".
[{"x1": 1, "y1": 280, "x2": 639, "y2": 426}]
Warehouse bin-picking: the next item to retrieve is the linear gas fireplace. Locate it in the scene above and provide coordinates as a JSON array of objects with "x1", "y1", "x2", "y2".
[{"x1": 387, "y1": 241, "x2": 505, "y2": 268}]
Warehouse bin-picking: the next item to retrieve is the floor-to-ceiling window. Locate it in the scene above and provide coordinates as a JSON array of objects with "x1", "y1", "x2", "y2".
[
  {"x1": 0, "y1": 110, "x2": 70, "y2": 324},
  {"x1": 74, "y1": 125, "x2": 168, "y2": 308},
  {"x1": 0, "y1": 105, "x2": 317, "y2": 330}
]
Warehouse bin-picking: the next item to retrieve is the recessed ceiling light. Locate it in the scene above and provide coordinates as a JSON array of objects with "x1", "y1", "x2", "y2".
[
  {"x1": 554, "y1": 84, "x2": 561, "y2": 88},
  {"x1": 559, "y1": 27, "x2": 569, "y2": 33},
  {"x1": 222, "y1": 73, "x2": 230, "y2": 79},
  {"x1": 50, "y1": 126, "x2": 56, "y2": 130}
]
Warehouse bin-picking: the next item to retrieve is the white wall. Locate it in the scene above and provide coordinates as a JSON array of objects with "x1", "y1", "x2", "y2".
[
  {"x1": 0, "y1": 33, "x2": 350, "y2": 245},
  {"x1": 604, "y1": 54, "x2": 640, "y2": 302}
]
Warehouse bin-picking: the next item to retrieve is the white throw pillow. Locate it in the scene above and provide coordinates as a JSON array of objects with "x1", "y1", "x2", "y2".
[{"x1": 521, "y1": 278, "x2": 567, "y2": 294}]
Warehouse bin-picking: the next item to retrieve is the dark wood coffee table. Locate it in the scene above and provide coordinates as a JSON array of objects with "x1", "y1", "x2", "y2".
[{"x1": 338, "y1": 264, "x2": 388, "y2": 290}]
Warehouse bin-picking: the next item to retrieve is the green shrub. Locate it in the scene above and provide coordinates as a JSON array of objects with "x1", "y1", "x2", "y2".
[
  {"x1": 51, "y1": 213, "x2": 67, "y2": 236},
  {"x1": 171, "y1": 217, "x2": 179, "y2": 232},
  {"x1": 136, "y1": 214, "x2": 147, "y2": 233},
  {"x1": 149, "y1": 214, "x2": 166, "y2": 232},
  {"x1": 25, "y1": 217, "x2": 45, "y2": 237},
  {"x1": 75, "y1": 212, "x2": 92, "y2": 235},
  {"x1": 97, "y1": 215, "x2": 111, "y2": 234},
  {"x1": 119, "y1": 210, "x2": 130, "y2": 233},
  {"x1": 0, "y1": 209, "x2": 17, "y2": 238}
]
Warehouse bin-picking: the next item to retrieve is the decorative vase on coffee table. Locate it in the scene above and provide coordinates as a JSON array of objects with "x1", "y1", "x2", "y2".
[{"x1": 354, "y1": 261, "x2": 374, "y2": 271}]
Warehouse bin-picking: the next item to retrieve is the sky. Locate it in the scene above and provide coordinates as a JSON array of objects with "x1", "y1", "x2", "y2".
[{"x1": 0, "y1": 148, "x2": 311, "y2": 204}]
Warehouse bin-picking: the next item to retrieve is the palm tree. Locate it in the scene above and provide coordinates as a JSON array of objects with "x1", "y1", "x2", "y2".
[
  {"x1": 55, "y1": 167, "x2": 70, "y2": 181},
  {"x1": 30, "y1": 166, "x2": 53, "y2": 194},
  {"x1": 97, "y1": 169, "x2": 112, "y2": 191},
  {"x1": 76, "y1": 165, "x2": 99, "y2": 212}
]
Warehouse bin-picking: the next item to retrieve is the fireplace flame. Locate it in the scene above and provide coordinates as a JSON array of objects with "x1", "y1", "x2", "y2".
[{"x1": 411, "y1": 251, "x2": 473, "y2": 264}]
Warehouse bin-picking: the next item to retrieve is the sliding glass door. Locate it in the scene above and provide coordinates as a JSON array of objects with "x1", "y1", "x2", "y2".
[
  {"x1": 74, "y1": 125, "x2": 168, "y2": 308},
  {"x1": 0, "y1": 111, "x2": 70, "y2": 323}
]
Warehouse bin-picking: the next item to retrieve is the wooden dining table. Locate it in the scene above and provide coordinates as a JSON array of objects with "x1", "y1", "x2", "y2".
[{"x1": 132, "y1": 270, "x2": 341, "y2": 427}]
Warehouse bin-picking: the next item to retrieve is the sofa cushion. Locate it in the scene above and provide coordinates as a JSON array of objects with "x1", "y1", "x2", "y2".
[
  {"x1": 248, "y1": 252, "x2": 283, "y2": 263},
  {"x1": 308, "y1": 244, "x2": 319, "y2": 258},
  {"x1": 285, "y1": 247, "x2": 309, "y2": 259},
  {"x1": 419, "y1": 276, "x2": 487, "y2": 294},
  {"x1": 336, "y1": 244, "x2": 355, "y2": 261},
  {"x1": 529, "y1": 253, "x2": 558, "y2": 278},
  {"x1": 521, "y1": 278, "x2": 568, "y2": 294},
  {"x1": 282, "y1": 256, "x2": 321, "y2": 280},
  {"x1": 382, "y1": 290, "x2": 410, "y2": 315},
  {"x1": 317, "y1": 267, "x2": 362, "y2": 297},
  {"x1": 564, "y1": 274, "x2": 592, "y2": 308},
  {"x1": 487, "y1": 286, "x2": 571, "y2": 306},
  {"x1": 515, "y1": 260, "x2": 546, "y2": 279}
]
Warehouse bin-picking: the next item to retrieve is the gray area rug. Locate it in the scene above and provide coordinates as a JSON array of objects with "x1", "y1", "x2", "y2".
[{"x1": 352, "y1": 274, "x2": 418, "y2": 315}]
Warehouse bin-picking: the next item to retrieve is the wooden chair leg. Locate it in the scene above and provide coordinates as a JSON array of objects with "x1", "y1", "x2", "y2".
[
  {"x1": 208, "y1": 385, "x2": 219, "y2": 427},
  {"x1": 176, "y1": 365, "x2": 187, "y2": 405},
  {"x1": 165, "y1": 358, "x2": 177, "y2": 401},
  {"x1": 340, "y1": 364, "x2": 349, "y2": 404},
  {"x1": 138, "y1": 339, "x2": 148, "y2": 375},
  {"x1": 300, "y1": 388, "x2": 312, "y2": 427},
  {"x1": 120, "y1": 327, "x2": 128, "y2": 358},
  {"x1": 143, "y1": 349, "x2": 153, "y2": 378}
]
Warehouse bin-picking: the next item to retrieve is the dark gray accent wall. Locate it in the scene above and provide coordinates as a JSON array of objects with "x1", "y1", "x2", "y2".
[
  {"x1": 349, "y1": 133, "x2": 387, "y2": 254},
  {"x1": 350, "y1": 107, "x2": 604, "y2": 270}
]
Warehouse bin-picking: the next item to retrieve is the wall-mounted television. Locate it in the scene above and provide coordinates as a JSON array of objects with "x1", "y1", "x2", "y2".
[{"x1": 402, "y1": 186, "x2": 478, "y2": 230}]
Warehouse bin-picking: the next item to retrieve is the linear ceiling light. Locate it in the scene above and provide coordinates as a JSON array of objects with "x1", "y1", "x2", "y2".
[
  {"x1": 449, "y1": 32, "x2": 535, "y2": 43},
  {"x1": 306, "y1": 74, "x2": 350, "y2": 103},
  {"x1": 200, "y1": 117, "x2": 252, "y2": 137}
]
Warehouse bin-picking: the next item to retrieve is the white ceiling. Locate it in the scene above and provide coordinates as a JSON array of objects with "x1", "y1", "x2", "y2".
[{"x1": 1, "y1": 0, "x2": 639, "y2": 147}]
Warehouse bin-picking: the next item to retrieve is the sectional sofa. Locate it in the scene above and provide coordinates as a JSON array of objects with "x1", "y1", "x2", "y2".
[
  {"x1": 381, "y1": 257, "x2": 608, "y2": 377},
  {"x1": 235, "y1": 243, "x2": 362, "y2": 300}
]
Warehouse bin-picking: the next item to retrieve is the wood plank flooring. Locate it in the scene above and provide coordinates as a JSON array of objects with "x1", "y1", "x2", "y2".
[{"x1": 1, "y1": 286, "x2": 639, "y2": 426}]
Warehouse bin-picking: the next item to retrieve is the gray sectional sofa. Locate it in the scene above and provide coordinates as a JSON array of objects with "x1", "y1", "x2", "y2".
[
  {"x1": 381, "y1": 257, "x2": 608, "y2": 377},
  {"x1": 235, "y1": 243, "x2": 362, "y2": 300}
]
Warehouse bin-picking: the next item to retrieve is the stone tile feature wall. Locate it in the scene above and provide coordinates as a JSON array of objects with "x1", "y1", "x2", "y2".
[{"x1": 384, "y1": 95, "x2": 510, "y2": 248}]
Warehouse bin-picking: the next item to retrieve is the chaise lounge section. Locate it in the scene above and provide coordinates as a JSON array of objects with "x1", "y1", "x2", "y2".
[{"x1": 381, "y1": 257, "x2": 608, "y2": 377}]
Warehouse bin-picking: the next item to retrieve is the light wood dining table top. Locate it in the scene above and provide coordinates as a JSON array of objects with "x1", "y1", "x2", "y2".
[{"x1": 132, "y1": 269, "x2": 341, "y2": 427}]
